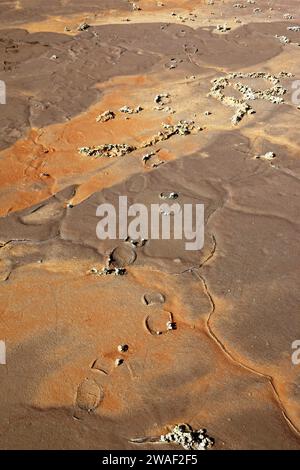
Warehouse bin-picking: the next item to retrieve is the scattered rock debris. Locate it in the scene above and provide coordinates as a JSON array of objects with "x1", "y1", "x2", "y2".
[
  {"x1": 159, "y1": 191, "x2": 179, "y2": 200},
  {"x1": 209, "y1": 71, "x2": 293, "y2": 125},
  {"x1": 166, "y1": 312, "x2": 177, "y2": 331},
  {"x1": 154, "y1": 92, "x2": 174, "y2": 112},
  {"x1": 154, "y1": 105, "x2": 175, "y2": 113},
  {"x1": 90, "y1": 267, "x2": 127, "y2": 276},
  {"x1": 288, "y1": 26, "x2": 300, "y2": 32},
  {"x1": 128, "y1": 238, "x2": 147, "y2": 247},
  {"x1": 132, "y1": 2, "x2": 141, "y2": 11},
  {"x1": 167, "y1": 58, "x2": 178, "y2": 70},
  {"x1": 115, "y1": 358, "x2": 124, "y2": 367},
  {"x1": 79, "y1": 144, "x2": 136, "y2": 158},
  {"x1": 170, "y1": 11, "x2": 197, "y2": 23},
  {"x1": 80, "y1": 107, "x2": 200, "y2": 162},
  {"x1": 141, "y1": 121, "x2": 202, "y2": 148},
  {"x1": 120, "y1": 105, "x2": 143, "y2": 114},
  {"x1": 254, "y1": 151, "x2": 276, "y2": 160},
  {"x1": 275, "y1": 35, "x2": 291, "y2": 45},
  {"x1": 167, "y1": 321, "x2": 177, "y2": 330},
  {"x1": 160, "y1": 424, "x2": 214, "y2": 451},
  {"x1": 77, "y1": 23, "x2": 90, "y2": 31},
  {"x1": 231, "y1": 102, "x2": 255, "y2": 125},
  {"x1": 154, "y1": 93, "x2": 170, "y2": 105},
  {"x1": 163, "y1": 121, "x2": 201, "y2": 135},
  {"x1": 96, "y1": 110, "x2": 115, "y2": 122},
  {"x1": 215, "y1": 24, "x2": 231, "y2": 33},
  {"x1": 283, "y1": 13, "x2": 294, "y2": 20},
  {"x1": 142, "y1": 151, "x2": 156, "y2": 164},
  {"x1": 142, "y1": 150, "x2": 165, "y2": 169}
]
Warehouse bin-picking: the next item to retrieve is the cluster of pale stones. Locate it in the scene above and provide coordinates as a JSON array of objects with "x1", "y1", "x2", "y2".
[
  {"x1": 160, "y1": 424, "x2": 214, "y2": 451},
  {"x1": 209, "y1": 71, "x2": 293, "y2": 125}
]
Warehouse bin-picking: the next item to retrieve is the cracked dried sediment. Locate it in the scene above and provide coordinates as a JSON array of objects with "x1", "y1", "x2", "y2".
[
  {"x1": 173, "y1": 226, "x2": 300, "y2": 439},
  {"x1": 195, "y1": 269, "x2": 300, "y2": 438},
  {"x1": 185, "y1": 222, "x2": 300, "y2": 438}
]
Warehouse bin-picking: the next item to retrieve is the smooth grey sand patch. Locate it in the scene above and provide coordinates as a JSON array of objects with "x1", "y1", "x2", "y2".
[
  {"x1": 0, "y1": 0, "x2": 131, "y2": 24},
  {"x1": 0, "y1": 20, "x2": 285, "y2": 149}
]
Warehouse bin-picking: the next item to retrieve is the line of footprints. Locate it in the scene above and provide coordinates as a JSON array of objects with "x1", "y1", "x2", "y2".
[{"x1": 74, "y1": 292, "x2": 176, "y2": 417}]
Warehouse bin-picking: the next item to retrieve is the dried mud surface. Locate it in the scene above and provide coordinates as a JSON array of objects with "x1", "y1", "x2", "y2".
[{"x1": 1, "y1": 0, "x2": 300, "y2": 450}]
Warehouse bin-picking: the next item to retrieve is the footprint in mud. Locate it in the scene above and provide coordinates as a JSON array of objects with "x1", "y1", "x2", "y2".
[
  {"x1": 184, "y1": 44, "x2": 199, "y2": 55},
  {"x1": 177, "y1": 29, "x2": 187, "y2": 38},
  {"x1": 142, "y1": 292, "x2": 165, "y2": 306},
  {"x1": 125, "y1": 174, "x2": 147, "y2": 193},
  {"x1": 17, "y1": 185, "x2": 76, "y2": 226},
  {"x1": 75, "y1": 341, "x2": 134, "y2": 418},
  {"x1": 3, "y1": 60, "x2": 16, "y2": 72},
  {"x1": 0, "y1": 258, "x2": 12, "y2": 282},
  {"x1": 19, "y1": 202, "x2": 65, "y2": 225},
  {"x1": 75, "y1": 378, "x2": 104, "y2": 412},
  {"x1": 75, "y1": 352, "x2": 132, "y2": 417},
  {"x1": 144, "y1": 311, "x2": 176, "y2": 336},
  {"x1": 142, "y1": 292, "x2": 176, "y2": 335},
  {"x1": 110, "y1": 243, "x2": 137, "y2": 268},
  {"x1": 90, "y1": 358, "x2": 109, "y2": 375}
]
